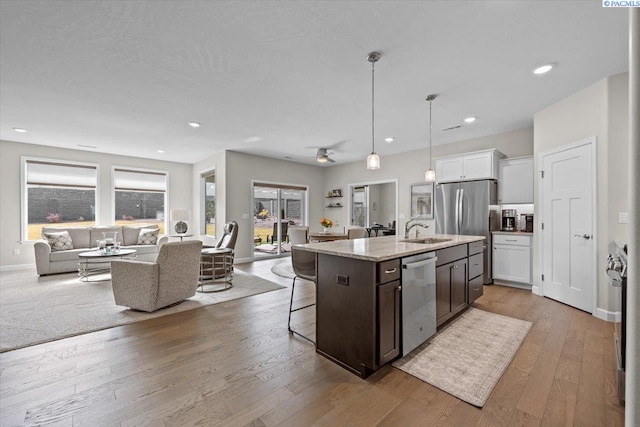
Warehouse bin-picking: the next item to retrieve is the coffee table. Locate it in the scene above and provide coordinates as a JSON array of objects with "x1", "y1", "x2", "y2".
[
  {"x1": 198, "y1": 248, "x2": 233, "y2": 292},
  {"x1": 78, "y1": 249, "x2": 137, "y2": 282}
]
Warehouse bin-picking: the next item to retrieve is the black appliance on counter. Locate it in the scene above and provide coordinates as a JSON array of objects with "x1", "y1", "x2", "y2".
[
  {"x1": 501, "y1": 209, "x2": 517, "y2": 231},
  {"x1": 606, "y1": 241, "x2": 627, "y2": 405}
]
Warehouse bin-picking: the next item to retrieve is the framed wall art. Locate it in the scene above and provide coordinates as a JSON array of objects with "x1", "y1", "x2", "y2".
[{"x1": 410, "y1": 182, "x2": 434, "y2": 219}]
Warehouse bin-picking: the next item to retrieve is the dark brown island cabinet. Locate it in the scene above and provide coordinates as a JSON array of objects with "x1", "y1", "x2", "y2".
[
  {"x1": 314, "y1": 241, "x2": 483, "y2": 378},
  {"x1": 435, "y1": 241, "x2": 484, "y2": 327}
]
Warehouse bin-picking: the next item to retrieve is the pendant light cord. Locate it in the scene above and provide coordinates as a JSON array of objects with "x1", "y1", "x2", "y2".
[
  {"x1": 371, "y1": 60, "x2": 375, "y2": 154},
  {"x1": 429, "y1": 98, "x2": 432, "y2": 167}
]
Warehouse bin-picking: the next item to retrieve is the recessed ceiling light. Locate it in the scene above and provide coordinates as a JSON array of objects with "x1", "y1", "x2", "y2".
[
  {"x1": 157, "y1": 149, "x2": 165, "y2": 153},
  {"x1": 384, "y1": 137, "x2": 395, "y2": 143},
  {"x1": 464, "y1": 117, "x2": 476, "y2": 123},
  {"x1": 245, "y1": 136, "x2": 261, "y2": 143},
  {"x1": 187, "y1": 122, "x2": 201, "y2": 128},
  {"x1": 13, "y1": 127, "x2": 27, "y2": 133},
  {"x1": 533, "y1": 63, "x2": 554, "y2": 75}
]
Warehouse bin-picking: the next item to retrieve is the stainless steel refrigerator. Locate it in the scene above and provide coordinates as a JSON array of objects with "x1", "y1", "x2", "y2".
[{"x1": 435, "y1": 180, "x2": 500, "y2": 284}]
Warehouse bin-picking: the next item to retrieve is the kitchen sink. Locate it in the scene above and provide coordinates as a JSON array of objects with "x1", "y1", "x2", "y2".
[{"x1": 401, "y1": 237, "x2": 452, "y2": 244}]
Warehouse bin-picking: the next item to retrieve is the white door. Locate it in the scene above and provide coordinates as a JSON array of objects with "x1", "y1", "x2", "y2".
[{"x1": 541, "y1": 139, "x2": 595, "y2": 312}]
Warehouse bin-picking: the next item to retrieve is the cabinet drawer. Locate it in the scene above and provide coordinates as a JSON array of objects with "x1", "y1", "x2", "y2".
[
  {"x1": 468, "y1": 240, "x2": 484, "y2": 255},
  {"x1": 378, "y1": 259, "x2": 400, "y2": 284},
  {"x1": 435, "y1": 244, "x2": 467, "y2": 267},
  {"x1": 493, "y1": 234, "x2": 531, "y2": 246},
  {"x1": 468, "y1": 253, "x2": 484, "y2": 280},
  {"x1": 468, "y1": 276, "x2": 483, "y2": 303}
]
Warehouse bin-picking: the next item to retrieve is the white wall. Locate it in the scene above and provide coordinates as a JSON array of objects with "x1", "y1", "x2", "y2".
[
  {"x1": 323, "y1": 127, "x2": 534, "y2": 236},
  {"x1": 0, "y1": 140, "x2": 193, "y2": 268},
  {"x1": 533, "y1": 72, "x2": 629, "y2": 315}
]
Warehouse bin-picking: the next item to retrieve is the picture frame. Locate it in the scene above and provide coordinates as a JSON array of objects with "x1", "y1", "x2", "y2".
[{"x1": 410, "y1": 182, "x2": 434, "y2": 219}]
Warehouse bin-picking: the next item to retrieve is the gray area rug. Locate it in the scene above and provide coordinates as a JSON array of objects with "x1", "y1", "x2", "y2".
[
  {"x1": 393, "y1": 307, "x2": 532, "y2": 407},
  {"x1": 271, "y1": 261, "x2": 296, "y2": 279},
  {"x1": 0, "y1": 268, "x2": 285, "y2": 352}
]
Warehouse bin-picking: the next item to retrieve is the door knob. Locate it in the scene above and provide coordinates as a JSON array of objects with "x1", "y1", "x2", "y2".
[{"x1": 573, "y1": 234, "x2": 592, "y2": 239}]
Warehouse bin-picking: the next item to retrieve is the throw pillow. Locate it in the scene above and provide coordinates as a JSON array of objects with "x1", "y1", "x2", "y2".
[
  {"x1": 44, "y1": 231, "x2": 74, "y2": 252},
  {"x1": 137, "y1": 228, "x2": 159, "y2": 245}
]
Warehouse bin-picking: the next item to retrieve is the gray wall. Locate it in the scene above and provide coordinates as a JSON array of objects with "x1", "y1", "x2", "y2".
[
  {"x1": 0, "y1": 140, "x2": 193, "y2": 267},
  {"x1": 533, "y1": 72, "x2": 630, "y2": 315},
  {"x1": 322, "y1": 127, "x2": 534, "y2": 236}
]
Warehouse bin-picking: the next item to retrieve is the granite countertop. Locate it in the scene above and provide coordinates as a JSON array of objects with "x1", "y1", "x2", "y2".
[
  {"x1": 492, "y1": 231, "x2": 533, "y2": 236},
  {"x1": 296, "y1": 234, "x2": 485, "y2": 262}
]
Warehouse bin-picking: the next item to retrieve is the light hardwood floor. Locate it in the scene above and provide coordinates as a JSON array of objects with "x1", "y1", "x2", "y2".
[{"x1": 0, "y1": 258, "x2": 624, "y2": 426}]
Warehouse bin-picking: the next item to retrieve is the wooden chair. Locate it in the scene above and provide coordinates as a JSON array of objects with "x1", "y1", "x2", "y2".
[{"x1": 267, "y1": 222, "x2": 289, "y2": 244}]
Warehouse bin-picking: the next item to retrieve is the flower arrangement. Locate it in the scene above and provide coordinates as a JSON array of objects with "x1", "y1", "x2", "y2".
[{"x1": 319, "y1": 217, "x2": 334, "y2": 228}]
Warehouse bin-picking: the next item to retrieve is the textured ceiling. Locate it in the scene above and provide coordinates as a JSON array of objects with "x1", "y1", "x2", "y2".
[{"x1": 0, "y1": 1, "x2": 629, "y2": 165}]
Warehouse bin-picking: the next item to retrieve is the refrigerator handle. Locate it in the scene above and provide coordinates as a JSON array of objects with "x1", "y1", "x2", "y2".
[
  {"x1": 454, "y1": 189, "x2": 460, "y2": 235},
  {"x1": 458, "y1": 188, "x2": 464, "y2": 234}
]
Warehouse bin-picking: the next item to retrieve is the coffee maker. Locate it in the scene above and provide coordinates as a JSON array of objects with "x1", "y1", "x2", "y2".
[{"x1": 502, "y1": 209, "x2": 517, "y2": 231}]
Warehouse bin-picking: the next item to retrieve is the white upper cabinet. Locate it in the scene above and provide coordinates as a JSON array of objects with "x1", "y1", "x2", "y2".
[
  {"x1": 435, "y1": 149, "x2": 505, "y2": 183},
  {"x1": 498, "y1": 156, "x2": 534, "y2": 204}
]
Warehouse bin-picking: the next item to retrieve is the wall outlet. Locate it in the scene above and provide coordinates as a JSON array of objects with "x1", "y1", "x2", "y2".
[
  {"x1": 619, "y1": 212, "x2": 629, "y2": 224},
  {"x1": 13, "y1": 249, "x2": 20, "y2": 256}
]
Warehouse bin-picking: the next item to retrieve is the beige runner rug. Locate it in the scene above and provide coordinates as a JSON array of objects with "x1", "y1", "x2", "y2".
[{"x1": 393, "y1": 307, "x2": 531, "y2": 407}]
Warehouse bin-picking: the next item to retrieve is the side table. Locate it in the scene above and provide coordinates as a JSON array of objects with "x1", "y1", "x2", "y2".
[{"x1": 198, "y1": 248, "x2": 233, "y2": 292}]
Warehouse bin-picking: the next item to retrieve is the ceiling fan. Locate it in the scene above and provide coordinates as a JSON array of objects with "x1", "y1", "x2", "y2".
[{"x1": 316, "y1": 147, "x2": 336, "y2": 163}]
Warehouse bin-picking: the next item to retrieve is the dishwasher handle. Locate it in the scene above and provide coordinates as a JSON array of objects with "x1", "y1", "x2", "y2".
[{"x1": 402, "y1": 257, "x2": 438, "y2": 269}]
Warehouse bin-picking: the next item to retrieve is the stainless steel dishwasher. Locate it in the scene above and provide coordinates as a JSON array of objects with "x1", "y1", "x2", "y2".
[{"x1": 401, "y1": 252, "x2": 438, "y2": 356}]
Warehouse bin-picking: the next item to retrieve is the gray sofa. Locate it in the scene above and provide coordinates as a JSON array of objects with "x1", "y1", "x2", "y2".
[{"x1": 34, "y1": 225, "x2": 168, "y2": 276}]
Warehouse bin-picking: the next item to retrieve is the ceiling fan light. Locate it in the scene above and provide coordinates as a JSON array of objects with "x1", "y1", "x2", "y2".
[
  {"x1": 367, "y1": 153, "x2": 380, "y2": 170},
  {"x1": 316, "y1": 156, "x2": 328, "y2": 163},
  {"x1": 425, "y1": 168, "x2": 436, "y2": 182}
]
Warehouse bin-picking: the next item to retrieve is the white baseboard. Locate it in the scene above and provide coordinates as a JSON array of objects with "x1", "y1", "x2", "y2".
[
  {"x1": 492, "y1": 279, "x2": 533, "y2": 291},
  {"x1": 0, "y1": 263, "x2": 35, "y2": 272},
  {"x1": 234, "y1": 257, "x2": 254, "y2": 264},
  {"x1": 595, "y1": 307, "x2": 621, "y2": 323},
  {"x1": 532, "y1": 285, "x2": 542, "y2": 296}
]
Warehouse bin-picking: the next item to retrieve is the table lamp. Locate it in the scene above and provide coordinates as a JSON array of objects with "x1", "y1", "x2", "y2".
[{"x1": 171, "y1": 209, "x2": 191, "y2": 234}]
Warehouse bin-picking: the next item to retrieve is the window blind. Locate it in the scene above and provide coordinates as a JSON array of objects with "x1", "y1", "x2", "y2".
[
  {"x1": 26, "y1": 160, "x2": 97, "y2": 188},
  {"x1": 114, "y1": 168, "x2": 166, "y2": 193}
]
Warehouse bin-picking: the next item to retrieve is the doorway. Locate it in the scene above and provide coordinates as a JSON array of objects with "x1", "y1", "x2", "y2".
[
  {"x1": 348, "y1": 179, "x2": 398, "y2": 232},
  {"x1": 540, "y1": 137, "x2": 596, "y2": 313},
  {"x1": 252, "y1": 181, "x2": 307, "y2": 259}
]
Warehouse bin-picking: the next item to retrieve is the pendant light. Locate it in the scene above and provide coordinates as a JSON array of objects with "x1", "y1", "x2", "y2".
[
  {"x1": 425, "y1": 94, "x2": 437, "y2": 182},
  {"x1": 366, "y1": 52, "x2": 381, "y2": 170}
]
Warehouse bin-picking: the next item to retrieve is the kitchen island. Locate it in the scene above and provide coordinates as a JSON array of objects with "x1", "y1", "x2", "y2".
[{"x1": 297, "y1": 234, "x2": 485, "y2": 378}]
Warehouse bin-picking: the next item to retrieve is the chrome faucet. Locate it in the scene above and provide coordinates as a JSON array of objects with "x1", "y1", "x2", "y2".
[{"x1": 404, "y1": 219, "x2": 429, "y2": 239}]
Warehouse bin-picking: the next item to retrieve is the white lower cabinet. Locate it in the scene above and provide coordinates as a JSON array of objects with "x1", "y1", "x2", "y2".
[{"x1": 492, "y1": 234, "x2": 532, "y2": 285}]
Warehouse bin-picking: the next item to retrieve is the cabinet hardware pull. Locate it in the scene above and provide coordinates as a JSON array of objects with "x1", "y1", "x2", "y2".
[
  {"x1": 384, "y1": 268, "x2": 397, "y2": 274},
  {"x1": 474, "y1": 287, "x2": 480, "y2": 291},
  {"x1": 506, "y1": 239, "x2": 517, "y2": 242},
  {"x1": 474, "y1": 264, "x2": 479, "y2": 267}
]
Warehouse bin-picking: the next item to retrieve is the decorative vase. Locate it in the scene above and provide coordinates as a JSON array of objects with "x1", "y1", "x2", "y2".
[{"x1": 323, "y1": 227, "x2": 329, "y2": 234}]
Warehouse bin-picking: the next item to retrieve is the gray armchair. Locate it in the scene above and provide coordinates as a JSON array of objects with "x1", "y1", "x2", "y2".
[
  {"x1": 215, "y1": 221, "x2": 238, "y2": 250},
  {"x1": 111, "y1": 241, "x2": 203, "y2": 312}
]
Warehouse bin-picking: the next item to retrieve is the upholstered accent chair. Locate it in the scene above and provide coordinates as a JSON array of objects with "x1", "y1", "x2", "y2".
[
  {"x1": 347, "y1": 227, "x2": 367, "y2": 239},
  {"x1": 111, "y1": 241, "x2": 203, "y2": 312},
  {"x1": 288, "y1": 226, "x2": 309, "y2": 245},
  {"x1": 215, "y1": 221, "x2": 238, "y2": 250}
]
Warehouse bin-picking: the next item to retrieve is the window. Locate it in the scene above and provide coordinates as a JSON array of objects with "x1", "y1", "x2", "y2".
[
  {"x1": 22, "y1": 158, "x2": 98, "y2": 241},
  {"x1": 113, "y1": 167, "x2": 167, "y2": 234},
  {"x1": 201, "y1": 171, "x2": 216, "y2": 236}
]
